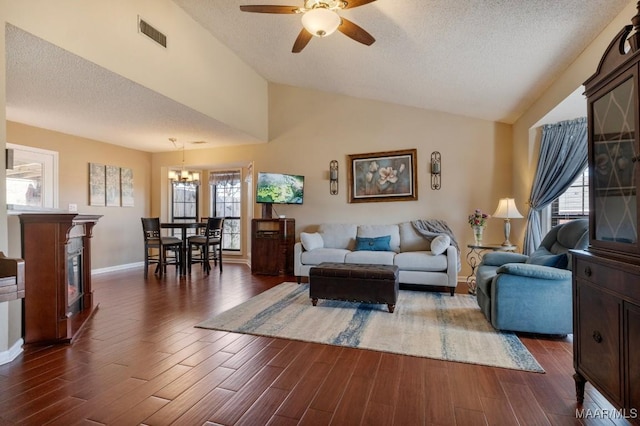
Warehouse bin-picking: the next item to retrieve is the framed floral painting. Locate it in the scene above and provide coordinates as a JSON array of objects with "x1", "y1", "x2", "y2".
[{"x1": 347, "y1": 149, "x2": 418, "y2": 203}]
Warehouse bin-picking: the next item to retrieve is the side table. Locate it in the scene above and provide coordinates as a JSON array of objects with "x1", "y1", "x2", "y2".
[{"x1": 466, "y1": 244, "x2": 517, "y2": 295}]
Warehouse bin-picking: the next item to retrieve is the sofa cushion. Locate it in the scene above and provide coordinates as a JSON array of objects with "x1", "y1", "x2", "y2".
[
  {"x1": 344, "y1": 250, "x2": 395, "y2": 265},
  {"x1": 525, "y1": 248, "x2": 568, "y2": 269},
  {"x1": 300, "y1": 248, "x2": 350, "y2": 265},
  {"x1": 394, "y1": 251, "x2": 447, "y2": 271},
  {"x1": 355, "y1": 235, "x2": 391, "y2": 251},
  {"x1": 398, "y1": 221, "x2": 430, "y2": 252},
  {"x1": 357, "y1": 224, "x2": 400, "y2": 252},
  {"x1": 300, "y1": 232, "x2": 324, "y2": 251},
  {"x1": 430, "y1": 235, "x2": 450, "y2": 255},
  {"x1": 319, "y1": 224, "x2": 358, "y2": 250}
]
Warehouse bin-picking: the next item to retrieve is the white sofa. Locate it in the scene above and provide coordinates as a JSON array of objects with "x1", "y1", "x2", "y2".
[{"x1": 294, "y1": 222, "x2": 459, "y2": 295}]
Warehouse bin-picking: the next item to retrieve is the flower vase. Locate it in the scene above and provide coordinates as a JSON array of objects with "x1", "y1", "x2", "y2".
[{"x1": 472, "y1": 225, "x2": 485, "y2": 245}]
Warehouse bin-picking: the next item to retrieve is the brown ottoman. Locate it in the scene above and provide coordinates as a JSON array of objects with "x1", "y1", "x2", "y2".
[{"x1": 309, "y1": 263, "x2": 399, "y2": 313}]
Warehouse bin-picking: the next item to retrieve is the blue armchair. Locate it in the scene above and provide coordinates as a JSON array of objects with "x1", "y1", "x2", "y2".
[{"x1": 476, "y1": 219, "x2": 588, "y2": 335}]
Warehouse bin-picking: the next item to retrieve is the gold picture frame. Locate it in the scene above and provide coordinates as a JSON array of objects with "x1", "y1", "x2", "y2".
[{"x1": 347, "y1": 148, "x2": 418, "y2": 203}]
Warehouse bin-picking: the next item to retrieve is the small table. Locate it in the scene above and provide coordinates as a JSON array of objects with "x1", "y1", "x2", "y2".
[
  {"x1": 161, "y1": 222, "x2": 207, "y2": 275},
  {"x1": 466, "y1": 244, "x2": 517, "y2": 295}
]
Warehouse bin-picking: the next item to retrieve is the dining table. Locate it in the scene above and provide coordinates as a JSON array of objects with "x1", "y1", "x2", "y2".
[{"x1": 160, "y1": 221, "x2": 207, "y2": 275}]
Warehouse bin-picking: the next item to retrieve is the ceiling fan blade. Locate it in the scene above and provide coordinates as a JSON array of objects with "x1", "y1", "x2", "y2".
[
  {"x1": 342, "y1": 0, "x2": 377, "y2": 9},
  {"x1": 292, "y1": 29, "x2": 313, "y2": 53},
  {"x1": 239, "y1": 5, "x2": 299, "y2": 14},
  {"x1": 338, "y1": 18, "x2": 375, "y2": 46}
]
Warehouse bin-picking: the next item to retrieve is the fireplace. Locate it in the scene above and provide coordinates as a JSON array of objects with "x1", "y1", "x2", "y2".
[
  {"x1": 20, "y1": 213, "x2": 101, "y2": 345},
  {"x1": 67, "y1": 236, "x2": 83, "y2": 316}
]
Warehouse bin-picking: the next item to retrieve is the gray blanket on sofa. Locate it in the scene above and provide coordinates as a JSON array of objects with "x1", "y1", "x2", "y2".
[{"x1": 412, "y1": 219, "x2": 461, "y2": 271}]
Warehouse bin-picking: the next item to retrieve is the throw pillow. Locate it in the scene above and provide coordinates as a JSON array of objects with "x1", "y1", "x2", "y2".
[
  {"x1": 355, "y1": 235, "x2": 391, "y2": 251},
  {"x1": 525, "y1": 252, "x2": 568, "y2": 269},
  {"x1": 430, "y1": 234, "x2": 451, "y2": 255},
  {"x1": 300, "y1": 232, "x2": 324, "y2": 251}
]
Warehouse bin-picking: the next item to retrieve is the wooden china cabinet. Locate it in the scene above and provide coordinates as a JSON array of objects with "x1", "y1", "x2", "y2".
[{"x1": 572, "y1": 6, "x2": 640, "y2": 418}]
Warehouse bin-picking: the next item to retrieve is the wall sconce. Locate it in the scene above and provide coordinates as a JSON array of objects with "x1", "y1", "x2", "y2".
[
  {"x1": 430, "y1": 151, "x2": 441, "y2": 190},
  {"x1": 330, "y1": 160, "x2": 338, "y2": 195}
]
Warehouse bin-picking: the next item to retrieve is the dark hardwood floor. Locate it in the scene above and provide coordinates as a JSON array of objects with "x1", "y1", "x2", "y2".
[{"x1": 0, "y1": 264, "x2": 630, "y2": 425}]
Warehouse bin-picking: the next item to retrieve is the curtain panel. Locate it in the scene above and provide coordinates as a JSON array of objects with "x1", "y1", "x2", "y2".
[
  {"x1": 524, "y1": 117, "x2": 588, "y2": 254},
  {"x1": 209, "y1": 171, "x2": 241, "y2": 186}
]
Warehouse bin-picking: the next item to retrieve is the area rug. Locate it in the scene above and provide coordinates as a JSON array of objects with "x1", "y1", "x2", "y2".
[{"x1": 197, "y1": 282, "x2": 544, "y2": 373}]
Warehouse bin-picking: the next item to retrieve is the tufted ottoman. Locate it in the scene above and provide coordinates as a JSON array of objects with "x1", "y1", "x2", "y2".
[{"x1": 309, "y1": 262, "x2": 399, "y2": 313}]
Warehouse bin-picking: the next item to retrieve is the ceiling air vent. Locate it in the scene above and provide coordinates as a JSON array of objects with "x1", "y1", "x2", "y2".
[{"x1": 138, "y1": 17, "x2": 167, "y2": 48}]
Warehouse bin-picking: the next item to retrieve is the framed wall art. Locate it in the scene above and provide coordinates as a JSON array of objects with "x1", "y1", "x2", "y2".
[
  {"x1": 88, "y1": 163, "x2": 106, "y2": 206},
  {"x1": 120, "y1": 167, "x2": 134, "y2": 207},
  {"x1": 105, "y1": 165, "x2": 121, "y2": 207},
  {"x1": 347, "y1": 148, "x2": 418, "y2": 203}
]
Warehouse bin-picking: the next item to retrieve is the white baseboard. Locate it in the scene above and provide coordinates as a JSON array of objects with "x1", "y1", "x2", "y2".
[
  {"x1": 0, "y1": 338, "x2": 23, "y2": 366},
  {"x1": 91, "y1": 259, "x2": 251, "y2": 275},
  {"x1": 92, "y1": 262, "x2": 143, "y2": 275}
]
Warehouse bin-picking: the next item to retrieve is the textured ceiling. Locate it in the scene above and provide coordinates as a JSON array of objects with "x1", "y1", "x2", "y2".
[
  {"x1": 175, "y1": 0, "x2": 627, "y2": 123},
  {"x1": 5, "y1": 25, "x2": 260, "y2": 153},
  {"x1": 5, "y1": 1, "x2": 632, "y2": 152}
]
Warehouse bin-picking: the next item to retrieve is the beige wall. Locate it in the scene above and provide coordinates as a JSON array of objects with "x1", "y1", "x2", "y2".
[
  {"x1": 511, "y1": 0, "x2": 638, "y2": 245},
  {"x1": 152, "y1": 83, "x2": 515, "y2": 277},
  {"x1": 7, "y1": 121, "x2": 151, "y2": 270}
]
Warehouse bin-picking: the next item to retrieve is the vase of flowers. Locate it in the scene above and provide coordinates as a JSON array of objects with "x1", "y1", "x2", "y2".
[
  {"x1": 468, "y1": 209, "x2": 489, "y2": 245},
  {"x1": 472, "y1": 225, "x2": 485, "y2": 245}
]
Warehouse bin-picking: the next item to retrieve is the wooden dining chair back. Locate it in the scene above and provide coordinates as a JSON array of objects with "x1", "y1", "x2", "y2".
[
  {"x1": 141, "y1": 217, "x2": 182, "y2": 278},
  {"x1": 187, "y1": 217, "x2": 224, "y2": 274}
]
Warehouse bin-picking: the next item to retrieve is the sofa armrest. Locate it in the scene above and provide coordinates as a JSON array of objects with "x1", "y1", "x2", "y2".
[
  {"x1": 481, "y1": 251, "x2": 528, "y2": 267},
  {"x1": 294, "y1": 242, "x2": 304, "y2": 277},
  {"x1": 491, "y1": 271, "x2": 573, "y2": 334},
  {"x1": 496, "y1": 263, "x2": 571, "y2": 281},
  {"x1": 445, "y1": 245, "x2": 459, "y2": 287}
]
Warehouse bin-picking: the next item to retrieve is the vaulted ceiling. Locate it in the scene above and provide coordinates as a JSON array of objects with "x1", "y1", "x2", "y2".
[{"x1": 5, "y1": 1, "x2": 632, "y2": 152}]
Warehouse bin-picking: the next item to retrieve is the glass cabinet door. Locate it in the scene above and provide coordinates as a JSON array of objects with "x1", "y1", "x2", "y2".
[{"x1": 591, "y1": 75, "x2": 638, "y2": 247}]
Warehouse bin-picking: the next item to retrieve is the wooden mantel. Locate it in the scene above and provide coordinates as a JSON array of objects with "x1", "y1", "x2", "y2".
[{"x1": 19, "y1": 213, "x2": 101, "y2": 345}]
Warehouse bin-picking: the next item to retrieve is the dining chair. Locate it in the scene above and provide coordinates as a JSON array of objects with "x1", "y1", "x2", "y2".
[
  {"x1": 141, "y1": 217, "x2": 182, "y2": 278},
  {"x1": 187, "y1": 217, "x2": 224, "y2": 274}
]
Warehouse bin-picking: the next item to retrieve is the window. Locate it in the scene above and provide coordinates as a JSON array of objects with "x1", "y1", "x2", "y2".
[
  {"x1": 171, "y1": 182, "x2": 199, "y2": 237},
  {"x1": 551, "y1": 168, "x2": 589, "y2": 226},
  {"x1": 210, "y1": 171, "x2": 241, "y2": 251},
  {"x1": 6, "y1": 144, "x2": 58, "y2": 209}
]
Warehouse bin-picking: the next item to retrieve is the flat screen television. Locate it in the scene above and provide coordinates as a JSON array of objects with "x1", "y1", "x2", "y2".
[{"x1": 256, "y1": 172, "x2": 304, "y2": 205}]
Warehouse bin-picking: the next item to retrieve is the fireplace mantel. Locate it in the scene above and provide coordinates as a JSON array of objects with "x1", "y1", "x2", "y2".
[{"x1": 19, "y1": 213, "x2": 101, "y2": 345}]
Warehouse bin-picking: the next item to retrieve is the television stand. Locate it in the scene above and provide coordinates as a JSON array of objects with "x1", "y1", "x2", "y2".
[
  {"x1": 251, "y1": 218, "x2": 295, "y2": 275},
  {"x1": 261, "y1": 203, "x2": 273, "y2": 219}
]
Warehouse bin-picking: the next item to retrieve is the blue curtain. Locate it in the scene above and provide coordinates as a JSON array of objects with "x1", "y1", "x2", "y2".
[{"x1": 523, "y1": 117, "x2": 588, "y2": 254}]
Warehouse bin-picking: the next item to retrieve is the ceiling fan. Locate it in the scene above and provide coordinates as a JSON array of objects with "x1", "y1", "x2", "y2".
[{"x1": 240, "y1": 0, "x2": 376, "y2": 53}]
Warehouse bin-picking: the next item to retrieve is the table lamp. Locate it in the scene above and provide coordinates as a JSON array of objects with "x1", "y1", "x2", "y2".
[{"x1": 492, "y1": 198, "x2": 523, "y2": 246}]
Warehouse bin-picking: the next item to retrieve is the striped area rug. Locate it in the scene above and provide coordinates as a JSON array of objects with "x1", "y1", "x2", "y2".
[{"x1": 197, "y1": 282, "x2": 544, "y2": 373}]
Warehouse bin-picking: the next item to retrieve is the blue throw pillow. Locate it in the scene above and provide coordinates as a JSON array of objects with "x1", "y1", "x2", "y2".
[
  {"x1": 355, "y1": 235, "x2": 391, "y2": 251},
  {"x1": 525, "y1": 252, "x2": 568, "y2": 269}
]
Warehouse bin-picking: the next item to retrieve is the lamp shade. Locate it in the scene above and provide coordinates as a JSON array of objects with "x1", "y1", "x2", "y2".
[
  {"x1": 492, "y1": 198, "x2": 523, "y2": 219},
  {"x1": 301, "y1": 8, "x2": 341, "y2": 37}
]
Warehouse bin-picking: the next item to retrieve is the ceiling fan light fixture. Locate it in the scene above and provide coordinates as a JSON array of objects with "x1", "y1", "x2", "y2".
[{"x1": 301, "y1": 7, "x2": 341, "y2": 37}]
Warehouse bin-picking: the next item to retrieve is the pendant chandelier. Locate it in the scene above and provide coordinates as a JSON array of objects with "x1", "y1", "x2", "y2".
[{"x1": 167, "y1": 138, "x2": 200, "y2": 184}]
